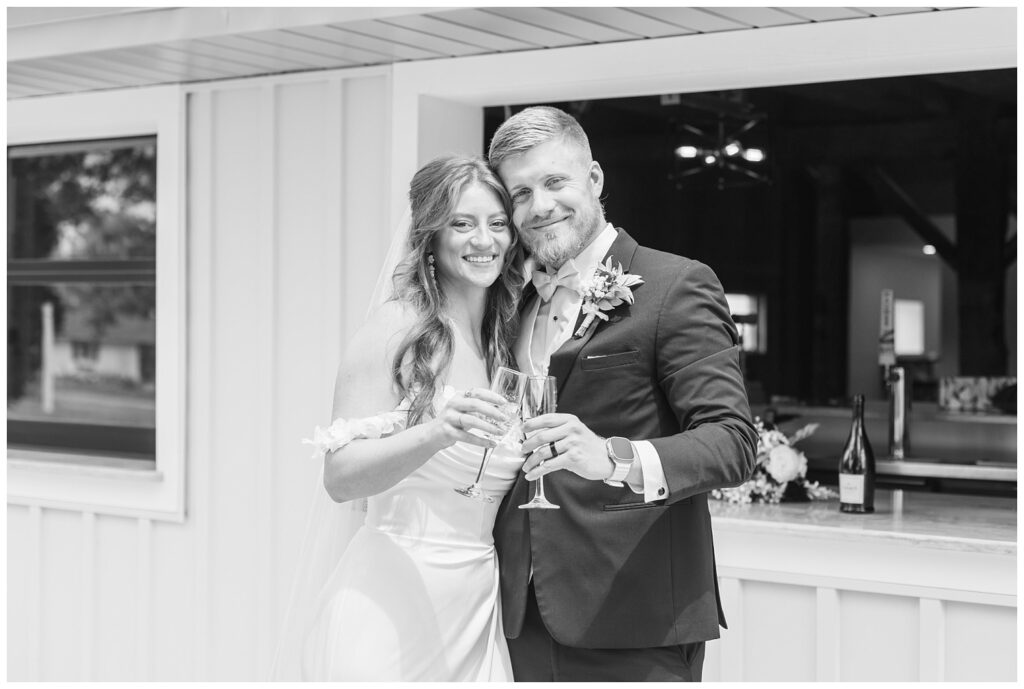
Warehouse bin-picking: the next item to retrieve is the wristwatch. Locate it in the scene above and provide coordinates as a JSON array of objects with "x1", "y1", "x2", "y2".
[{"x1": 603, "y1": 436, "x2": 635, "y2": 487}]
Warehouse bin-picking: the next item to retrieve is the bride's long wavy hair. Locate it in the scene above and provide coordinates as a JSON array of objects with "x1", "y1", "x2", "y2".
[{"x1": 391, "y1": 155, "x2": 524, "y2": 426}]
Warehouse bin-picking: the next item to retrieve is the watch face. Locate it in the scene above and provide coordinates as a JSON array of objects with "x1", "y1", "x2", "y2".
[{"x1": 608, "y1": 436, "x2": 634, "y2": 460}]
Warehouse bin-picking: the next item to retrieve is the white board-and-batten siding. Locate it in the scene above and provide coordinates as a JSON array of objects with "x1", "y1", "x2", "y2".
[{"x1": 7, "y1": 68, "x2": 392, "y2": 680}]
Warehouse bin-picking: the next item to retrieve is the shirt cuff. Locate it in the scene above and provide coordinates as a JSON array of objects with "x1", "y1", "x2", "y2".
[{"x1": 629, "y1": 440, "x2": 668, "y2": 502}]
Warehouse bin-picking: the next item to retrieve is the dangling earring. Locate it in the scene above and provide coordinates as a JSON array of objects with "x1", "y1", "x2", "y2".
[{"x1": 427, "y1": 252, "x2": 437, "y2": 286}]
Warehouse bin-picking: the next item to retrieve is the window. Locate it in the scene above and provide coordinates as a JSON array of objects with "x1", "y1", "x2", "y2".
[
  {"x1": 71, "y1": 341, "x2": 100, "y2": 362},
  {"x1": 7, "y1": 86, "x2": 185, "y2": 522},
  {"x1": 725, "y1": 293, "x2": 767, "y2": 353},
  {"x1": 894, "y1": 298, "x2": 926, "y2": 356},
  {"x1": 8, "y1": 137, "x2": 157, "y2": 461}
]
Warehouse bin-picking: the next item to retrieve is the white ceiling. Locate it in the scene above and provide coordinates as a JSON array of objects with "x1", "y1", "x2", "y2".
[
  {"x1": 7, "y1": 7, "x2": 154, "y2": 27},
  {"x1": 7, "y1": 6, "x2": 952, "y2": 100}
]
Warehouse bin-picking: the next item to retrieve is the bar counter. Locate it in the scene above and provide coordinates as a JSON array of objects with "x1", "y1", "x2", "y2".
[
  {"x1": 703, "y1": 489, "x2": 1017, "y2": 681},
  {"x1": 709, "y1": 489, "x2": 1016, "y2": 554}
]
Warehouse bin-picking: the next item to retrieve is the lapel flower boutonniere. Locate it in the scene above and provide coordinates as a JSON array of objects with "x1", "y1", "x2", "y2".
[{"x1": 574, "y1": 257, "x2": 644, "y2": 338}]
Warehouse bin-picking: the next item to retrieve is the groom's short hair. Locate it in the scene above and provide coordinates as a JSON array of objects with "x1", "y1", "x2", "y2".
[{"x1": 488, "y1": 106, "x2": 593, "y2": 170}]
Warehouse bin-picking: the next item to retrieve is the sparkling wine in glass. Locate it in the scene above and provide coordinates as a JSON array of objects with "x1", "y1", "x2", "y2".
[
  {"x1": 454, "y1": 366, "x2": 527, "y2": 502},
  {"x1": 519, "y1": 375, "x2": 560, "y2": 510}
]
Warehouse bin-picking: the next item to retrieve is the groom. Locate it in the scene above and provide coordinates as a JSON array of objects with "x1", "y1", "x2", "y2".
[{"x1": 489, "y1": 106, "x2": 757, "y2": 681}]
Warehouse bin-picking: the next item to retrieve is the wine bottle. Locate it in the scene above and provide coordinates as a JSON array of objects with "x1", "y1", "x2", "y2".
[{"x1": 839, "y1": 394, "x2": 875, "y2": 514}]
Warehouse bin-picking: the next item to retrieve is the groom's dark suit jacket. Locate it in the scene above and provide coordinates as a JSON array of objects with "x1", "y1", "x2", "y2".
[{"x1": 494, "y1": 229, "x2": 757, "y2": 649}]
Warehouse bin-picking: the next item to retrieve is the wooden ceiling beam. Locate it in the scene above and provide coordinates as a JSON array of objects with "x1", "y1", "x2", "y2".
[{"x1": 857, "y1": 165, "x2": 959, "y2": 271}]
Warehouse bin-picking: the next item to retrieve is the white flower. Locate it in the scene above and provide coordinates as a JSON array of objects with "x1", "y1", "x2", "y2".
[
  {"x1": 757, "y1": 428, "x2": 790, "y2": 455},
  {"x1": 765, "y1": 444, "x2": 807, "y2": 483}
]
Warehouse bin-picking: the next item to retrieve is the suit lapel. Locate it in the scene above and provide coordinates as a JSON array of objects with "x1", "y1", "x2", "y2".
[
  {"x1": 518, "y1": 282, "x2": 538, "y2": 315},
  {"x1": 548, "y1": 229, "x2": 640, "y2": 396}
]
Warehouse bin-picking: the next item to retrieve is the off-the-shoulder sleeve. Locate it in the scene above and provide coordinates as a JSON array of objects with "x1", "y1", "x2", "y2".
[
  {"x1": 302, "y1": 400, "x2": 411, "y2": 461},
  {"x1": 302, "y1": 385, "x2": 462, "y2": 461}
]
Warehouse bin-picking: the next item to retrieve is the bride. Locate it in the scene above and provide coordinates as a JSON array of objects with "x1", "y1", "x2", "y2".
[{"x1": 276, "y1": 155, "x2": 525, "y2": 680}]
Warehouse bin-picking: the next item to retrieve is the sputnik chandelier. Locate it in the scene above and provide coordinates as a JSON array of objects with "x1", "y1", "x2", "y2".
[{"x1": 672, "y1": 116, "x2": 769, "y2": 191}]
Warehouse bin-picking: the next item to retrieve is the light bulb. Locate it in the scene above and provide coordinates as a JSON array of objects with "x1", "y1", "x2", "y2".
[
  {"x1": 742, "y1": 148, "x2": 765, "y2": 162},
  {"x1": 704, "y1": 154, "x2": 717, "y2": 165},
  {"x1": 922, "y1": 244, "x2": 936, "y2": 255},
  {"x1": 724, "y1": 142, "x2": 741, "y2": 156},
  {"x1": 675, "y1": 145, "x2": 699, "y2": 159}
]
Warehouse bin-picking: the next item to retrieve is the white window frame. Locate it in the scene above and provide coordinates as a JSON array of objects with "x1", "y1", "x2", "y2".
[{"x1": 7, "y1": 85, "x2": 187, "y2": 522}]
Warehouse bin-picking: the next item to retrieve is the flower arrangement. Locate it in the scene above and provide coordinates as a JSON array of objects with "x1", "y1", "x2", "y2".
[
  {"x1": 711, "y1": 418, "x2": 838, "y2": 504},
  {"x1": 574, "y1": 257, "x2": 644, "y2": 338}
]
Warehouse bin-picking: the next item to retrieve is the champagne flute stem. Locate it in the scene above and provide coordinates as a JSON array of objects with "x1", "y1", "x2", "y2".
[
  {"x1": 471, "y1": 447, "x2": 494, "y2": 487},
  {"x1": 535, "y1": 475, "x2": 547, "y2": 501}
]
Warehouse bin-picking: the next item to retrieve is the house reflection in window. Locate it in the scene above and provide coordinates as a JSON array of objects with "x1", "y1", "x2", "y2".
[{"x1": 61, "y1": 313, "x2": 155, "y2": 384}]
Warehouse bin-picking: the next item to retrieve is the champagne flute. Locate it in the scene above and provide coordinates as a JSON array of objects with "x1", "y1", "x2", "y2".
[
  {"x1": 519, "y1": 375, "x2": 560, "y2": 510},
  {"x1": 454, "y1": 366, "x2": 527, "y2": 502}
]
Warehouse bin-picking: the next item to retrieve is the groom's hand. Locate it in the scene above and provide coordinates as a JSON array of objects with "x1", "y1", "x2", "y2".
[{"x1": 520, "y1": 413, "x2": 611, "y2": 482}]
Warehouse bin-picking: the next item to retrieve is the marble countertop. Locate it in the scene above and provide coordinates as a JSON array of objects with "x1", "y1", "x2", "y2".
[
  {"x1": 709, "y1": 489, "x2": 1017, "y2": 555},
  {"x1": 760, "y1": 401, "x2": 1017, "y2": 425}
]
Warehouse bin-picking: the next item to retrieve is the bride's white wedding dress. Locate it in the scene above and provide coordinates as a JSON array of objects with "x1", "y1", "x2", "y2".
[{"x1": 300, "y1": 388, "x2": 521, "y2": 681}]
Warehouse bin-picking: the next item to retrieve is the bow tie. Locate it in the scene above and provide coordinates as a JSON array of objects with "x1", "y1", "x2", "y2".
[{"x1": 531, "y1": 260, "x2": 582, "y2": 302}]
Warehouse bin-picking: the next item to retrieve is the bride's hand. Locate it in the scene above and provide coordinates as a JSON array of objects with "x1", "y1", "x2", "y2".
[{"x1": 430, "y1": 388, "x2": 511, "y2": 449}]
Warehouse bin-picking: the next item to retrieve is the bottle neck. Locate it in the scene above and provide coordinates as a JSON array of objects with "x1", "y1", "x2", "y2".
[{"x1": 851, "y1": 395, "x2": 865, "y2": 422}]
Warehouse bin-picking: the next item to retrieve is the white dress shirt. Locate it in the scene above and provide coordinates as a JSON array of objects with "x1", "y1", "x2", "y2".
[{"x1": 518, "y1": 224, "x2": 668, "y2": 502}]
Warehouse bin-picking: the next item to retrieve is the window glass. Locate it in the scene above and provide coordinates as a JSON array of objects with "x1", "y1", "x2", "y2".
[
  {"x1": 894, "y1": 298, "x2": 926, "y2": 356},
  {"x1": 7, "y1": 137, "x2": 156, "y2": 460}
]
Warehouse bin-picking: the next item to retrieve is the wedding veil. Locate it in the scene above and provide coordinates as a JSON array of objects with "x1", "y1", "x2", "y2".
[{"x1": 268, "y1": 210, "x2": 413, "y2": 679}]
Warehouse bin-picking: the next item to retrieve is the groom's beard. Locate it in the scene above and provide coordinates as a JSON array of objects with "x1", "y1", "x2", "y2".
[{"x1": 521, "y1": 200, "x2": 604, "y2": 270}]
